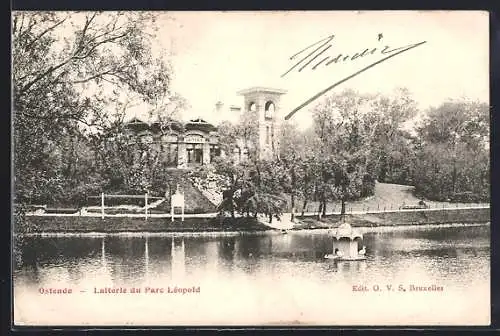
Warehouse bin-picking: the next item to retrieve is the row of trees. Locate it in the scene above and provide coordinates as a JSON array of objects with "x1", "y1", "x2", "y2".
[
  {"x1": 207, "y1": 89, "x2": 418, "y2": 221},
  {"x1": 205, "y1": 88, "x2": 489, "y2": 222},
  {"x1": 193, "y1": 89, "x2": 374, "y2": 220}
]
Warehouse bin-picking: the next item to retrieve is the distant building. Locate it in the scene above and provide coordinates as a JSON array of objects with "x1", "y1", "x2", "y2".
[
  {"x1": 124, "y1": 86, "x2": 287, "y2": 168},
  {"x1": 237, "y1": 87, "x2": 287, "y2": 160},
  {"x1": 124, "y1": 117, "x2": 220, "y2": 168}
]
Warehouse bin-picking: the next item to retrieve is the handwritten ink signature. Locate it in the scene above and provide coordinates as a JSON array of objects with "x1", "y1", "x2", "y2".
[{"x1": 283, "y1": 34, "x2": 427, "y2": 120}]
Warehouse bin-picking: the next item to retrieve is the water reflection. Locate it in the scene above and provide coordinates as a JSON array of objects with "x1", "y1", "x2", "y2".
[
  {"x1": 17, "y1": 227, "x2": 489, "y2": 283},
  {"x1": 15, "y1": 226, "x2": 490, "y2": 282},
  {"x1": 336, "y1": 260, "x2": 368, "y2": 274},
  {"x1": 13, "y1": 224, "x2": 490, "y2": 325},
  {"x1": 146, "y1": 237, "x2": 172, "y2": 279},
  {"x1": 171, "y1": 237, "x2": 186, "y2": 279}
]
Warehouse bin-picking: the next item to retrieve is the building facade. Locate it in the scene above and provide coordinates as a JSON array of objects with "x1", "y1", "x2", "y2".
[
  {"x1": 124, "y1": 87, "x2": 287, "y2": 168},
  {"x1": 237, "y1": 87, "x2": 287, "y2": 160},
  {"x1": 125, "y1": 117, "x2": 221, "y2": 168}
]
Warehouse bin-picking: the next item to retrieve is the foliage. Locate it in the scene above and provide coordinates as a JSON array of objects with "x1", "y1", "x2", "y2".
[
  {"x1": 308, "y1": 89, "x2": 379, "y2": 217},
  {"x1": 276, "y1": 90, "x2": 489, "y2": 214},
  {"x1": 210, "y1": 155, "x2": 287, "y2": 222},
  {"x1": 413, "y1": 100, "x2": 489, "y2": 201},
  {"x1": 12, "y1": 11, "x2": 489, "y2": 216},
  {"x1": 278, "y1": 121, "x2": 309, "y2": 219},
  {"x1": 211, "y1": 157, "x2": 246, "y2": 219},
  {"x1": 369, "y1": 88, "x2": 419, "y2": 184},
  {"x1": 217, "y1": 109, "x2": 260, "y2": 161},
  {"x1": 12, "y1": 11, "x2": 179, "y2": 206}
]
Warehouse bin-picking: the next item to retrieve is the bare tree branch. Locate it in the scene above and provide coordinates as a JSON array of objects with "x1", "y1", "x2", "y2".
[{"x1": 23, "y1": 16, "x2": 68, "y2": 51}]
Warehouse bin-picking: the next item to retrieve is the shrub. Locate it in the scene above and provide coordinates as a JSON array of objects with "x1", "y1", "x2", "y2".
[{"x1": 449, "y1": 192, "x2": 486, "y2": 203}]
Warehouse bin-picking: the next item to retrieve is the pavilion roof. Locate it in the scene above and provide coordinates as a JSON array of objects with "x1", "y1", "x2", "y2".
[
  {"x1": 333, "y1": 222, "x2": 363, "y2": 240},
  {"x1": 125, "y1": 117, "x2": 217, "y2": 134}
]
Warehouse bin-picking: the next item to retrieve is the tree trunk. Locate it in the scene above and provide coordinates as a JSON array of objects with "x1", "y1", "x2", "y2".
[
  {"x1": 320, "y1": 165, "x2": 328, "y2": 218},
  {"x1": 230, "y1": 175, "x2": 235, "y2": 219},
  {"x1": 340, "y1": 182, "x2": 347, "y2": 222},
  {"x1": 452, "y1": 160, "x2": 457, "y2": 194},
  {"x1": 317, "y1": 201, "x2": 323, "y2": 220},
  {"x1": 229, "y1": 195, "x2": 235, "y2": 219},
  {"x1": 269, "y1": 212, "x2": 273, "y2": 223},
  {"x1": 290, "y1": 168, "x2": 296, "y2": 222},
  {"x1": 301, "y1": 198, "x2": 308, "y2": 217},
  {"x1": 452, "y1": 140, "x2": 458, "y2": 194},
  {"x1": 340, "y1": 198, "x2": 346, "y2": 221}
]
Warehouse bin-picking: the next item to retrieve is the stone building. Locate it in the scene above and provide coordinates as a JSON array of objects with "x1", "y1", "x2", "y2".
[
  {"x1": 237, "y1": 87, "x2": 287, "y2": 160},
  {"x1": 124, "y1": 86, "x2": 287, "y2": 168}
]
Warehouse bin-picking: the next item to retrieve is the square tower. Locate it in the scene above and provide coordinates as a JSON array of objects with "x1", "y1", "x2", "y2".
[{"x1": 237, "y1": 87, "x2": 287, "y2": 160}]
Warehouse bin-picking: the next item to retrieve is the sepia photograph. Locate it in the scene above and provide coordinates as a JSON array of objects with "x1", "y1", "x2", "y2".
[{"x1": 12, "y1": 10, "x2": 490, "y2": 326}]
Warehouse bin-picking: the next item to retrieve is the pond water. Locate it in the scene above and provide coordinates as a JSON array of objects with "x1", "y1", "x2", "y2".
[{"x1": 13, "y1": 224, "x2": 490, "y2": 326}]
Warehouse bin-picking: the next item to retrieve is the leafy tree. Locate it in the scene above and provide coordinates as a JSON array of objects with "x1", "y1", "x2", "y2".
[
  {"x1": 244, "y1": 160, "x2": 287, "y2": 223},
  {"x1": 370, "y1": 88, "x2": 419, "y2": 184},
  {"x1": 414, "y1": 99, "x2": 489, "y2": 201},
  {"x1": 213, "y1": 107, "x2": 288, "y2": 222},
  {"x1": 13, "y1": 11, "x2": 175, "y2": 207},
  {"x1": 297, "y1": 155, "x2": 320, "y2": 216},
  {"x1": 216, "y1": 108, "x2": 260, "y2": 163},
  {"x1": 212, "y1": 157, "x2": 246, "y2": 219},
  {"x1": 418, "y1": 100, "x2": 489, "y2": 147},
  {"x1": 311, "y1": 89, "x2": 379, "y2": 219},
  {"x1": 278, "y1": 121, "x2": 310, "y2": 221},
  {"x1": 236, "y1": 108, "x2": 260, "y2": 160},
  {"x1": 217, "y1": 121, "x2": 239, "y2": 160}
]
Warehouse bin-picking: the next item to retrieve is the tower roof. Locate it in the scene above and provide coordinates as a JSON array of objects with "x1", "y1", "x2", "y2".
[{"x1": 237, "y1": 87, "x2": 287, "y2": 96}]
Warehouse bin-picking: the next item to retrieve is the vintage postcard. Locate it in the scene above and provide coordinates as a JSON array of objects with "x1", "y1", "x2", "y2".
[{"x1": 12, "y1": 11, "x2": 490, "y2": 326}]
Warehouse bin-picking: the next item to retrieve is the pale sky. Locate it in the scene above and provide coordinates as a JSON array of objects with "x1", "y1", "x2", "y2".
[{"x1": 128, "y1": 11, "x2": 489, "y2": 129}]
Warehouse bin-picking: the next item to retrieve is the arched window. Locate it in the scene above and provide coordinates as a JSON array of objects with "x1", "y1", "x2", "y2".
[
  {"x1": 166, "y1": 143, "x2": 178, "y2": 166},
  {"x1": 210, "y1": 144, "x2": 220, "y2": 162},
  {"x1": 265, "y1": 101, "x2": 275, "y2": 119},
  {"x1": 139, "y1": 132, "x2": 154, "y2": 144},
  {"x1": 187, "y1": 143, "x2": 203, "y2": 165},
  {"x1": 233, "y1": 146, "x2": 241, "y2": 163},
  {"x1": 249, "y1": 102, "x2": 257, "y2": 113},
  {"x1": 241, "y1": 147, "x2": 249, "y2": 161}
]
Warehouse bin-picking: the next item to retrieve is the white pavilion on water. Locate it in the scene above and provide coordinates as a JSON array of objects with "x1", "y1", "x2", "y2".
[{"x1": 326, "y1": 222, "x2": 366, "y2": 260}]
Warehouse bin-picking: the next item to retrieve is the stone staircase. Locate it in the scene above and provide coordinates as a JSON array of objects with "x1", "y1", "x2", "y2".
[
  {"x1": 155, "y1": 170, "x2": 217, "y2": 213},
  {"x1": 189, "y1": 172, "x2": 225, "y2": 207},
  {"x1": 198, "y1": 188, "x2": 223, "y2": 207}
]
